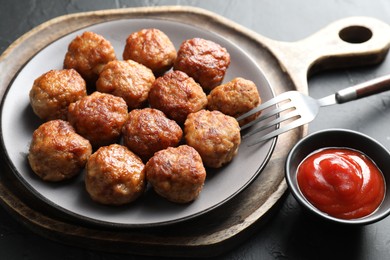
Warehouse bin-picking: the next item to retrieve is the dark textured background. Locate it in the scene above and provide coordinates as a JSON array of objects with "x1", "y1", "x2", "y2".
[{"x1": 2, "y1": 0, "x2": 390, "y2": 259}]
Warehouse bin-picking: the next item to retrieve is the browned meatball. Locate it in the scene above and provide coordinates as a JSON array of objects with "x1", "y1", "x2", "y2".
[
  {"x1": 96, "y1": 60, "x2": 155, "y2": 109},
  {"x1": 174, "y1": 38, "x2": 230, "y2": 92},
  {"x1": 85, "y1": 144, "x2": 145, "y2": 206},
  {"x1": 123, "y1": 28, "x2": 177, "y2": 75},
  {"x1": 67, "y1": 92, "x2": 128, "y2": 147},
  {"x1": 28, "y1": 120, "x2": 92, "y2": 182},
  {"x1": 29, "y1": 69, "x2": 87, "y2": 121},
  {"x1": 148, "y1": 70, "x2": 207, "y2": 124},
  {"x1": 64, "y1": 31, "x2": 116, "y2": 84},
  {"x1": 145, "y1": 145, "x2": 206, "y2": 203},
  {"x1": 207, "y1": 77, "x2": 261, "y2": 126},
  {"x1": 184, "y1": 110, "x2": 241, "y2": 168},
  {"x1": 122, "y1": 108, "x2": 183, "y2": 161}
]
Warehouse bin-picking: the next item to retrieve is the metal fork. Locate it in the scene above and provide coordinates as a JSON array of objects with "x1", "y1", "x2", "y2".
[{"x1": 237, "y1": 74, "x2": 390, "y2": 146}]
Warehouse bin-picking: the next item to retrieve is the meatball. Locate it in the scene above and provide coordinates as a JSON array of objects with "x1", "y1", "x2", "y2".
[
  {"x1": 64, "y1": 31, "x2": 116, "y2": 84},
  {"x1": 28, "y1": 120, "x2": 92, "y2": 182},
  {"x1": 122, "y1": 108, "x2": 183, "y2": 161},
  {"x1": 148, "y1": 70, "x2": 207, "y2": 124},
  {"x1": 184, "y1": 110, "x2": 241, "y2": 168},
  {"x1": 96, "y1": 60, "x2": 155, "y2": 109},
  {"x1": 29, "y1": 69, "x2": 87, "y2": 121},
  {"x1": 67, "y1": 92, "x2": 128, "y2": 147},
  {"x1": 145, "y1": 145, "x2": 206, "y2": 203},
  {"x1": 207, "y1": 77, "x2": 261, "y2": 126},
  {"x1": 85, "y1": 144, "x2": 145, "y2": 206},
  {"x1": 174, "y1": 38, "x2": 230, "y2": 92},
  {"x1": 123, "y1": 28, "x2": 177, "y2": 75}
]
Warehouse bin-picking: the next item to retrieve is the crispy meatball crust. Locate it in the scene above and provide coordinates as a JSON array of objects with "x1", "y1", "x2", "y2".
[
  {"x1": 64, "y1": 31, "x2": 116, "y2": 83},
  {"x1": 148, "y1": 70, "x2": 207, "y2": 124},
  {"x1": 67, "y1": 92, "x2": 128, "y2": 147},
  {"x1": 184, "y1": 110, "x2": 241, "y2": 168},
  {"x1": 145, "y1": 145, "x2": 206, "y2": 203},
  {"x1": 28, "y1": 120, "x2": 92, "y2": 182},
  {"x1": 96, "y1": 60, "x2": 155, "y2": 109},
  {"x1": 122, "y1": 28, "x2": 177, "y2": 75},
  {"x1": 207, "y1": 77, "x2": 261, "y2": 126},
  {"x1": 85, "y1": 144, "x2": 145, "y2": 206},
  {"x1": 174, "y1": 38, "x2": 230, "y2": 92},
  {"x1": 29, "y1": 69, "x2": 87, "y2": 121},
  {"x1": 122, "y1": 108, "x2": 183, "y2": 161}
]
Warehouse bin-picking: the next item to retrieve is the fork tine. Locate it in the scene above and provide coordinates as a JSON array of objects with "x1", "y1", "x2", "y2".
[
  {"x1": 246, "y1": 116, "x2": 307, "y2": 146},
  {"x1": 240, "y1": 101, "x2": 296, "y2": 131},
  {"x1": 243, "y1": 109, "x2": 300, "y2": 138},
  {"x1": 236, "y1": 91, "x2": 294, "y2": 122}
]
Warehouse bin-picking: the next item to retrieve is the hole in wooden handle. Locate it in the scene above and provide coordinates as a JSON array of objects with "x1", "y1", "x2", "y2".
[{"x1": 339, "y1": 26, "x2": 373, "y2": 44}]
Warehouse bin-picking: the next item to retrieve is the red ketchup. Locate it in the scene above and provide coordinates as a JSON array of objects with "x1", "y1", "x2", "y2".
[{"x1": 297, "y1": 148, "x2": 385, "y2": 219}]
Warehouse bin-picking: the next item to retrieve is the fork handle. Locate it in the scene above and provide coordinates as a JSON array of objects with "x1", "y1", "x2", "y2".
[{"x1": 336, "y1": 74, "x2": 390, "y2": 103}]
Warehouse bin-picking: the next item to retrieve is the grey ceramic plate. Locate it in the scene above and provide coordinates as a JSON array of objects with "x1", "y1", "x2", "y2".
[{"x1": 0, "y1": 19, "x2": 276, "y2": 227}]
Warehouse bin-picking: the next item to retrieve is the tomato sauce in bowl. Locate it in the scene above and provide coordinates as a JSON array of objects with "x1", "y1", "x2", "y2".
[{"x1": 297, "y1": 148, "x2": 385, "y2": 220}]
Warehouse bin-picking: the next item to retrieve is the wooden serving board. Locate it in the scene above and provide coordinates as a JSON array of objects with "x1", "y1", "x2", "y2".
[{"x1": 1, "y1": 6, "x2": 390, "y2": 257}]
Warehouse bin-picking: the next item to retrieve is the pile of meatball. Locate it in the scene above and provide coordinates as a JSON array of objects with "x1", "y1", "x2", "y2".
[{"x1": 28, "y1": 28, "x2": 261, "y2": 206}]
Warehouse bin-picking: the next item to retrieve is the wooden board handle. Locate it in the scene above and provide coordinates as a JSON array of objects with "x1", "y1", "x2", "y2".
[{"x1": 264, "y1": 17, "x2": 390, "y2": 93}]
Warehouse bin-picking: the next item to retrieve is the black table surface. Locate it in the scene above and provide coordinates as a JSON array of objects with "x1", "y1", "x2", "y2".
[{"x1": 2, "y1": 0, "x2": 390, "y2": 259}]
